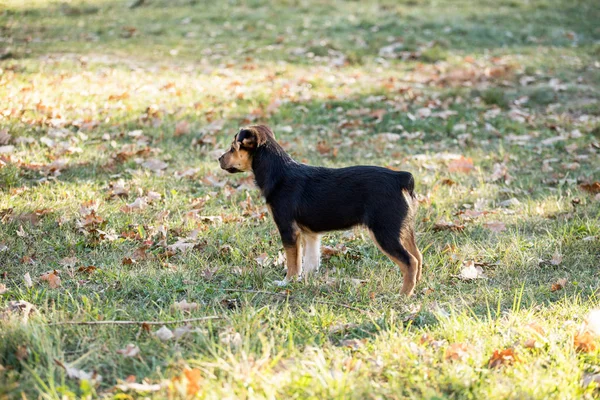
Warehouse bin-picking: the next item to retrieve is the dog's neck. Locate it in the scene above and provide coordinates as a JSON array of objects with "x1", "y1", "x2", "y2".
[{"x1": 251, "y1": 141, "x2": 294, "y2": 199}]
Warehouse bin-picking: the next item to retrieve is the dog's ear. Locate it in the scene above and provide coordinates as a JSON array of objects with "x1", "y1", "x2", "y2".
[{"x1": 236, "y1": 127, "x2": 268, "y2": 149}]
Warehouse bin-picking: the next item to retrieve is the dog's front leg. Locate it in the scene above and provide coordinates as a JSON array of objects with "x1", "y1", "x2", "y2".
[
  {"x1": 273, "y1": 224, "x2": 302, "y2": 286},
  {"x1": 302, "y1": 233, "x2": 321, "y2": 277}
]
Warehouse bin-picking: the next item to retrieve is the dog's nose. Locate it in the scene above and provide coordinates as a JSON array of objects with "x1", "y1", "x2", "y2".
[{"x1": 218, "y1": 155, "x2": 223, "y2": 162}]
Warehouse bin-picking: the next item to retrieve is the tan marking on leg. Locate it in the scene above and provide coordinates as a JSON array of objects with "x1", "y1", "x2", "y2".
[
  {"x1": 302, "y1": 233, "x2": 321, "y2": 276},
  {"x1": 401, "y1": 227, "x2": 423, "y2": 283},
  {"x1": 284, "y1": 239, "x2": 303, "y2": 282},
  {"x1": 370, "y1": 229, "x2": 418, "y2": 297}
]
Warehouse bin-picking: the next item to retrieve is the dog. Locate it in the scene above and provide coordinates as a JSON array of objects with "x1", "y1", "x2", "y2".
[{"x1": 218, "y1": 125, "x2": 422, "y2": 296}]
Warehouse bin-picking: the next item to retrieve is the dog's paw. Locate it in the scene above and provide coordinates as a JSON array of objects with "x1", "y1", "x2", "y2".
[{"x1": 272, "y1": 279, "x2": 289, "y2": 287}]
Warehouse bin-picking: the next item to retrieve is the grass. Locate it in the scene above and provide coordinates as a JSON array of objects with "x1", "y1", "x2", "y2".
[{"x1": 1, "y1": 0, "x2": 600, "y2": 398}]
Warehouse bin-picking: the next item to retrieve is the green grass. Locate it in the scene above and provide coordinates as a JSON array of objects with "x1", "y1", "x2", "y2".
[{"x1": 1, "y1": 0, "x2": 600, "y2": 398}]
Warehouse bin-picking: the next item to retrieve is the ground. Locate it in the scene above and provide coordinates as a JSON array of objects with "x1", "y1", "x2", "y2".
[{"x1": 1, "y1": 0, "x2": 600, "y2": 398}]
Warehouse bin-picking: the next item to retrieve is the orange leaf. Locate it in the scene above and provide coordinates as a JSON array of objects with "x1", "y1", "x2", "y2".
[
  {"x1": 40, "y1": 270, "x2": 61, "y2": 289},
  {"x1": 448, "y1": 156, "x2": 474, "y2": 174},
  {"x1": 445, "y1": 343, "x2": 472, "y2": 361},
  {"x1": 579, "y1": 182, "x2": 600, "y2": 194},
  {"x1": 550, "y1": 278, "x2": 567, "y2": 292},
  {"x1": 174, "y1": 121, "x2": 190, "y2": 136},
  {"x1": 183, "y1": 368, "x2": 202, "y2": 395},
  {"x1": 574, "y1": 330, "x2": 597, "y2": 353},
  {"x1": 487, "y1": 348, "x2": 519, "y2": 368}
]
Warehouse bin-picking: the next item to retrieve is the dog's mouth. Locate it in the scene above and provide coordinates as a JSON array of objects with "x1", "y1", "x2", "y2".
[{"x1": 226, "y1": 167, "x2": 241, "y2": 173}]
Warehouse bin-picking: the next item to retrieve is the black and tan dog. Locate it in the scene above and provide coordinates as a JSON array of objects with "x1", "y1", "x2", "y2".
[{"x1": 219, "y1": 125, "x2": 422, "y2": 296}]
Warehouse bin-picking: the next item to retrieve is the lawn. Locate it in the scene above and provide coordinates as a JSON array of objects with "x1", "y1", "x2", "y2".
[{"x1": 1, "y1": 0, "x2": 600, "y2": 398}]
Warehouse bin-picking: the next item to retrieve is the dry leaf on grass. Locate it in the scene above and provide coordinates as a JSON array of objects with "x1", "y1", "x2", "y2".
[
  {"x1": 40, "y1": 270, "x2": 61, "y2": 288},
  {"x1": 24, "y1": 272, "x2": 33, "y2": 287},
  {"x1": 142, "y1": 159, "x2": 168, "y2": 172},
  {"x1": 448, "y1": 156, "x2": 474, "y2": 173},
  {"x1": 54, "y1": 359, "x2": 102, "y2": 383},
  {"x1": 458, "y1": 261, "x2": 485, "y2": 280},
  {"x1": 488, "y1": 348, "x2": 520, "y2": 368},
  {"x1": 171, "y1": 299, "x2": 199, "y2": 313},
  {"x1": 154, "y1": 326, "x2": 174, "y2": 341},
  {"x1": 550, "y1": 251, "x2": 563, "y2": 266},
  {"x1": 116, "y1": 382, "x2": 162, "y2": 392},
  {"x1": 433, "y1": 220, "x2": 465, "y2": 232},
  {"x1": 574, "y1": 330, "x2": 597, "y2": 353},
  {"x1": 579, "y1": 182, "x2": 600, "y2": 194},
  {"x1": 0, "y1": 284, "x2": 7, "y2": 295},
  {"x1": 117, "y1": 344, "x2": 140, "y2": 358},
  {"x1": 550, "y1": 278, "x2": 567, "y2": 292},
  {"x1": 484, "y1": 221, "x2": 506, "y2": 233},
  {"x1": 174, "y1": 121, "x2": 190, "y2": 136},
  {"x1": 182, "y1": 368, "x2": 203, "y2": 396},
  {"x1": 445, "y1": 343, "x2": 472, "y2": 361}
]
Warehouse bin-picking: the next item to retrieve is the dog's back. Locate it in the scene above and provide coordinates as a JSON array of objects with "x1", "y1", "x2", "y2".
[{"x1": 289, "y1": 165, "x2": 415, "y2": 233}]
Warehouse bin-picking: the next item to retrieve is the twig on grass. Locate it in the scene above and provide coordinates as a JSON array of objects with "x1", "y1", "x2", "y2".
[
  {"x1": 221, "y1": 288, "x2": 371, "y2": 315},
  {"x1": 48, "y1": 316, "x2": 222, "y2": 326}
]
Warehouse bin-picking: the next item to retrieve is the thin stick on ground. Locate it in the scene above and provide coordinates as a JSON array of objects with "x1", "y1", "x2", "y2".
[
  {"x1": 221, "y1": 288, "x2": 371, "y2": 315},
  {"x1": 48, "y1": 316, "x2": 222, "y2": 326}
]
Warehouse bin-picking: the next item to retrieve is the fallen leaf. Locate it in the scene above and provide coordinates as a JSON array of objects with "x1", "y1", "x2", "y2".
[
  {"x1": 174, "y1": 121, "x2": 190, "y2": 136},
  {"x1": 142, "y1": 159, "x2": 168, "y2": 172},
  {"x1": 54, "y1": 359, "x2": 102, "y2": 383},
  {"x1": 484, "y1": 221, "x2": 506, "y2": 233},
  {"x1": 116, "y1": 382, "x2": 162, "y2": 392},
  {"x1": 340, "y1": 338, "x2": 366, "y2": 350},
  {"x1": 448, "y1": 156, "x2": 474, "y2": 174},
  {"x1": 77, "y1": 265, "x2": 98, "y2": 274},
  {"x1": 574, "y1": 330, "x2": 596, "y2": 353},
  {"x1": 550, "y1": 278, "x2": 567, "y2": 292},
  {"x1": 40, "y1": 270, "x2": 61, "y2": 288},
  {"x1": 254, "y1": 253, "x2": 270, "y2": 266},
  {"x1": 154, "y1": 326, "x2": 174, "y2": 341},
  {"x1": 24, "y1": 272, "x2": 33, "y2": 287},
  {"x1": 445, "y1": 343, "x2": 472, "y2": 361},
  {"x1": 0, "y1": 284, "x2": 7, "y2": 294},
  {"x1": 458, "y1": 260, "x2": 485, "y2": 280},
  {"x1": 579, "y1": 181, "x2": 600, "y2": 194},
  {"x1": 171, "y1": 300, "x2": 199, "y2": 313},
  {"x1": 183, "y1": 368, "x2": 202, "y2": 395},
  {"x1": 433, "y1": 220, "x2": 465, "y2": 232},
  {"x1": 550, "y1": 251, "x2": 563, "y2": 266},
  {"x1": 582, "y1": 373, "x2": 600, "y2": 387},
  {"x1": 117, "y1": 344, "x2": 140, "y2": 358},
  {"x1": 488, "y1": 348, "x2": 519, "y2": 368}
]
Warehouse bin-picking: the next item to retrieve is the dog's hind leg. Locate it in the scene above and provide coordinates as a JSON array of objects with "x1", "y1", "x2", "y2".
[
  {"x1": 370, "y1": 226, "x2": 418, "y2": 296},
  {"x1": 302, "y1": 233, "x2": 321, "y2": 277},
  {"x1": 401, "y1": 226, "x2": 423, "y2": 283}
]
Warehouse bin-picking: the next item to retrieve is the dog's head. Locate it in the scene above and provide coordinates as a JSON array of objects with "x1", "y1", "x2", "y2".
[{"x1": 219, "y1": 125, "x2": 274, "y2": 173}]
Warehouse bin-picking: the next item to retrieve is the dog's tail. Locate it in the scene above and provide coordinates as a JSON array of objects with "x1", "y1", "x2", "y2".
[{"x1": 396, "y1": 171, "x2": 416, "y2": 199}]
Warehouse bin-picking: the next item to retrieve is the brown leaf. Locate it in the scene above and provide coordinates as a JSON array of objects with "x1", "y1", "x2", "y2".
[
  {"x1": 77, "y1": 266, "x2": 98, "y2": 274},
  {"x1": 117, "y1": 344, "x2": 140, "y2": 358},
  {"x1": 316, "y1": 141, "x2": 331, "y2": 155},
  {"x1": 484, "y1": 221, "x2": 506, "y2": 233},
  {"x1": 550, "y1": 251, "x2": 563, "y2": 266},
  {"x1": 574, "y1": 330, "x2": 597, "y2": 353},
  {"x1": 487, "y1": 348, "x2": 519, "y2": 368},
  {"x1": 174, "y1": 121, "x2": 190, "y2": 136},
  {"x1": 40, "y1": 270, "x2": 61, "y2": 289},
  {"x1": 433, "y1": 220, "x2": 465, "y2": 232},
  {"x1": 171, "y1": 299, "x2": 199, "y2": 313},
  {"x1": 550, "y1": 277, "x2": 567, "y2": 292},
  {"x1": 448, "y1": 156, "x2": 475, "y2": 174},
  {"x1": 445, "y1": 343, "x2": 472, "y2": 361},
  {"x1": 440, "y1": 178, "x2": 457, "y2": 186},
  {"x1": 580, "y1": 182, "x2": 600, "y2": 194},
  {"x1": 142, "y1": 159, "x2": 168, "y2": 172}
]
